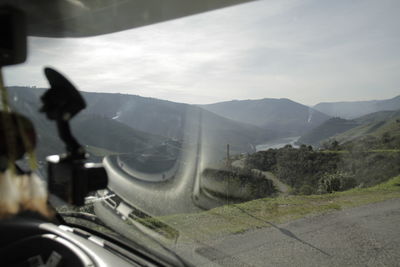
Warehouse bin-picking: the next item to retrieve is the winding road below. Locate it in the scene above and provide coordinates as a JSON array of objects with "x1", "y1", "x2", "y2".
[{"x1": 232, "y1": 158, "x2": 290, "y2": 195}]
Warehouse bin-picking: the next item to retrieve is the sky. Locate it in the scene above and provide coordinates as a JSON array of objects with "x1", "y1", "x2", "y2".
[{"x1": 3, "y1": 0, "x2": 400, "y2": 106}]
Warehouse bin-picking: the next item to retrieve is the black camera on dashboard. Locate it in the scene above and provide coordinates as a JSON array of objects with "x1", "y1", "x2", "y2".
[
  {"x1": 41, "y1": 67, "x2": 108, "y2": 206},
  {"x1": 47, "y1": 155, "x2": 107, "y2": 206}
]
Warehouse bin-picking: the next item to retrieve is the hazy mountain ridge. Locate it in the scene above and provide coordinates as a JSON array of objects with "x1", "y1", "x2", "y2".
[
  {"x1": 334, "y1": 110, "x2": 400, "y2": 144},
  {"x1": 79, "y1": 91, "x2": 274, "y2": 157},
  {"x1": 7, "y1": 87, "x2": 164, "y2": 160},
  {"x1": 354, "y1": 109, "x2": 400, "y2": 125},
  {"x1": 200, "y1": 98, "x2": 331, "y2": 137},
  {"x1": 8, "y1": 86, "x2": 398, "y2": 159},
  {"x1": 313, "y1": 95, "x2": 400, "y2": 119},
  {"x1": 7, "y1": 87, "x2": 273, "y2": 162},
  {"x1": 297, "y1": 109, "x2": 400, "y2": 146},
  {"x1": 297, "y1": 117, "x2": 359, "y2": 146}
]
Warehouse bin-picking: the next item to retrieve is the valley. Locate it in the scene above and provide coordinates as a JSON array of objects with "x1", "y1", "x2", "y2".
[{"x1": 7, "y1": 86, "x2": 400, "y2": 209}]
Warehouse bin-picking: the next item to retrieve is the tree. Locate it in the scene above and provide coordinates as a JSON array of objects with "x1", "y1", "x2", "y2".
[
  {"x1": 382, "y1": 132, "x2": 392, "y2": 144},
  {"x1": 318, "y1": 172, "x2": 357, "y2": 193}
]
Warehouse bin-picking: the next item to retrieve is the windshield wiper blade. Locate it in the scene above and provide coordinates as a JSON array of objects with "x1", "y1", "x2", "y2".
[
  {"x1": 58, "y1": 211, "x2": 107, "y2": 227},
  {"x1": 85, "y1": 194, "x2": 115, "y2": 204}
]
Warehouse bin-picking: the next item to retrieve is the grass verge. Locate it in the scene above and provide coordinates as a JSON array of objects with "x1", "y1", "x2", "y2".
[{"x1": 156, "y1": 175, "x2": 400, "y2": 241}]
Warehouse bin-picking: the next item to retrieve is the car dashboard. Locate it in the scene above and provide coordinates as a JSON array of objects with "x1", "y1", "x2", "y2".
[{"x1": 0, "y1": 215, "x2": 165, "y2": 267}]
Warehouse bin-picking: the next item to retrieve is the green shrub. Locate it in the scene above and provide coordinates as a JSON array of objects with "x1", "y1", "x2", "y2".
[
  {"x1": 318, "y1": 172, "x2": 357, "y2": 193},
  {"x1": 298, "y1": 184, "x2": 315, "y2": 195}
]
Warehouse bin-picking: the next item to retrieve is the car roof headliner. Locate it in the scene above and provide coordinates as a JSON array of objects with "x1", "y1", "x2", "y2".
[{"x1": 1, "y1": 0, "x2": 254, "y2": 38}]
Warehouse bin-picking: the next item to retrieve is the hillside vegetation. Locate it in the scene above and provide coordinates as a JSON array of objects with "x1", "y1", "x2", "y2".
[
  {"x1": 335, "y1": 111, "x2": 400, "y2": 145},
  {"x1": 200, "y1": 167, "x2": 277, "y2": 202},
  {"x1": 246, "y1": 126, "x2": 400, "y2": 195},
  {"x1": 145, "y1": 175, "x2": 400, "y2": 241},
  {"x1": 297, "y1": 109, "x2": 400, "y2": 147}
]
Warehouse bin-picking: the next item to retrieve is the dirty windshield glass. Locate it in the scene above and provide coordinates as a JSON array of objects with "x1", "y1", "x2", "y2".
[{"x1": 3, "y1": 0, "x2": 400, "y2": 266}]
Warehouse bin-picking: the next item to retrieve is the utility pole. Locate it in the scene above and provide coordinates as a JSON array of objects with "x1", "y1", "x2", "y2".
[{"x1": 226, "y1": 144, "x2": 230, "y2": 167}]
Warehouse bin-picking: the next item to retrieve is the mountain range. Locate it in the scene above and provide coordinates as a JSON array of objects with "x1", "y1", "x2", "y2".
[
  {"x1": 334, "y1": 110, "x2": 400, "y2": 144},
  {"x1": 297, "y1": 109, "x2": 400, "y2": 146},
  {"x1": 7, "y1": 86, "x2": 400, "y2": 160},
  {"x1": 200, "y1": 98, "x2": 330, "y2": 137},
  {"x1": 8, "y1": 87, "x2": 165, "y2": 161},
  {"x1": 199, "y1": 95, "x2": 399, "y2": 147},
  {"x1": 8, "y1": 87, "x2": 273, "y2": 163},
  {"x1": 313, "y1": 95, "x2": 400, "y2": 119}
]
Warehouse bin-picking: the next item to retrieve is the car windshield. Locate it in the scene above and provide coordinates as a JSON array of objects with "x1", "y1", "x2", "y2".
[{"x1": 3, "y1": 0, "x2": 400, "y2": 265}]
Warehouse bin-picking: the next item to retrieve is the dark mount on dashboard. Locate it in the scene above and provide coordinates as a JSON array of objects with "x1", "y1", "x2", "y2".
[
  {"x1": 41, "y1": 67, "x2": 86, "y2": 159},
  {"x1": 40, "y1": 67, "x2": 108, "y2": 206}
]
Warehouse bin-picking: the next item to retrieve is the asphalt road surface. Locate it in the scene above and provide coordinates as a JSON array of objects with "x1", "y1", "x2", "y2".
[{"x1": 191, "y1": 198, "x2": 400, "y2": 266}]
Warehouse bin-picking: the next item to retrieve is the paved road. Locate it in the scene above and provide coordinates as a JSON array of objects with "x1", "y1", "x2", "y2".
[{"x1": 190, "y1": 198, "x2": 400, "y2": 266}]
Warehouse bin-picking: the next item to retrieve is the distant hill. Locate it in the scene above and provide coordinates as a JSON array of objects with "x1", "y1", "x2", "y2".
[
  {"x1": 200, "y1": 98, "x2": 330, "y2": 137},
  {"x1": 8, "y1": 87, "x2": 272, "y2": 163},
  {"x1": 7, "y1": 87, "x2": 165, "y2": 161},
  {"x1": 298, "y1": 109, "x2": 400, "y2": 146},
  {"x1": 354, "y1": 109, "x2": 400, "y2": 125},
  {"x1": 78, "y1": 91, "x2": 273, "y2": 161},
  {"x1": 313, "y1": 95, "x2": 400, "y2": 119},
  {"x1": 297, "y1": 117, "x2": 359, "y2": 146},
  {"x1": 334, "y1": 110, "x2": 400, "y2": 144}
]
